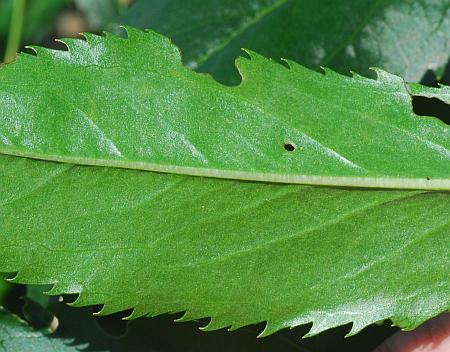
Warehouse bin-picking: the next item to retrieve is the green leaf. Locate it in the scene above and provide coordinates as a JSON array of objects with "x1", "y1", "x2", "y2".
[
  {"x1": 1, "y1": 28, "x2": 449, "y2": 190},
  {"x1": 0, "y1": 153, "x2": 449, "y2": 337},
  {"x1": 409, "y1": 82, "x2": 450, "y2": 105},
  {"x1": 0, "y1": 29, "x2": 449, "y2": 338},
  {"x1": 119, "y1": 0, "x2": 450, "y2": 84},
  {"x1": 0, "y1": 307, "x2": 80, "y2": 351}
]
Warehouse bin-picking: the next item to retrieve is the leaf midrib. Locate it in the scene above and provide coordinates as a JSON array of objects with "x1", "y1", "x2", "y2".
[{"x1": 2, "y1": 149, "x2": 450, "y2": 190}]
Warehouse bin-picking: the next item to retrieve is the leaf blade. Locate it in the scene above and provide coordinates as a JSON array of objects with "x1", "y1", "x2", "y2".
[
  {"x1": 0, "y1": 29, "x2": 449, "y2": 189},
  {"x1": 0, "y1": 28, "x2": 449, "y2": 338},
  {"x1": 1, "y1": 154, "x2": 449, "y2": 337}
]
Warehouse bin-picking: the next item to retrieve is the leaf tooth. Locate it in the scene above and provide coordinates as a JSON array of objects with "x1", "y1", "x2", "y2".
[
  {"x1": 279, "y1": 57, "x2": 322, "y2": 78},
  {"x1": 390, "y1": 309, "x2": 442, "y2": 332},
  {"x1": 124, "y1": 306, "x2": 149, "y2": 320},
  {"x1": 4, "y1": 268, "x2": 52, "y2": 286},
  {"x1": 257, "y1": 322, "x2": 277, "y2": 337},
  {"x1": 121, "y1": 25, "x2": 157, "y2": 43},
  {"x1": 121, "y1": 26, "x2": 161, "y2": 48},
  {"x1": 235, "y1": 48, "x2": 267, "y2": 69},
  {"x1": 67, "y1": 292, "x2": 97, "y2": 308},
  {"x1": 80, "y1": 32, "x2": 103, "y2": 46},
  {"x1": 199, "y1": 317, "x2": 230, "y2": 332},
  {"x1": 258, "y1": 318, "x2": 310, "y2": 338},
  {"x1": 257, "y1": 321, "x2": 287, "y2": 337},
  {"x1": 53, "y1": 38, "x2": 70, "y2": 51},
  {"x1": 119, "y1": 25, "x2": 144, "y2": 39},
  {"x1": 4, "y1": 272, "x2": 20, "y2": 283},
  {"x1": 93, "y1": 302, "x2": 127, "y2": 316},
  {"x1": 350, "y1": 70, "x2": 369, "y2": 81},
  {"x1": 240, "y1": 48, "x2": 259, "y2": 60},
  {"x1": 22, "y1": 45, "x2": 38, "y2": 56},
  {"x1": 100, "y1": 28, "x2": 127, "y2": 43},
  {"x1": 174, "y1": 310, "x2": 200, "y2": 322},
  {"x1": 345, "y1": 320, "x2": 369, "y2": 337},
  {"x1": 227, "y1": 321, "x2": 253, "y2": 332},
  {"x1": 281, "y1": 58, "x2": 303, "y2": 71},
  {"x1": 23, "y1": 45, "x2": 58, "y2": 59},
  {"x1": 22, "y1": 44, "x2": 72, "y2": 64},
  {"x1": 235, "y1": 49, "x2": 286, "y2": 84},
  {"x1": 302, "y1": 321, "x2": 331, "y2": 338},
  {"x1": 46, "y1": 282, "x2": 66, "y2": 295},
  {"x1": 12, "y1": 50, "x2": 36, "y2": 65},
  {"x1": 55, "y1": 37, "x2": 89, "y2": 54},
  {"x1": 118, "y1": 25, "x2": 131, "y2": 38},
  {"x1": 320, "y1": 66, "x2": 341, "y2": 77},
  {"x1": 279, "y1": 58, "x2": 291, "y2": 69},
  {"x1": 370, "y1": 67, "x2": 404, "y2": 85},
  {"x1": 390, "y1": 316, "x2": 414, "y2": 331},
  {"x1": 239, "y1": 49, "x2": 288, "y2": 71}
]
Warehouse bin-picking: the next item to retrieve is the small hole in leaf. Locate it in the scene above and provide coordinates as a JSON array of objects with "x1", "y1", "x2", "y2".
[
  {"x1": 426, "y1": 177, "x2": 431, "y2": 181},
  {"x1": 284, "y1": 143, "x2": 296, "y2": 152},
  {"x1": 412, "y1": 96, "x2": 450, "y2": 125}
]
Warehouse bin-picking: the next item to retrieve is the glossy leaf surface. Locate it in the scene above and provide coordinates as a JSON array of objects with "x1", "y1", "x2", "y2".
[
  {"x1": 0, "y1": 154, "x2": 449, "y2": 337},
  {"x1": 0, "y1": 29, "x2": 449, "y2": 190},
  {"x1": 0, "y1": 29, "x2": 449, "y2": 338}
]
